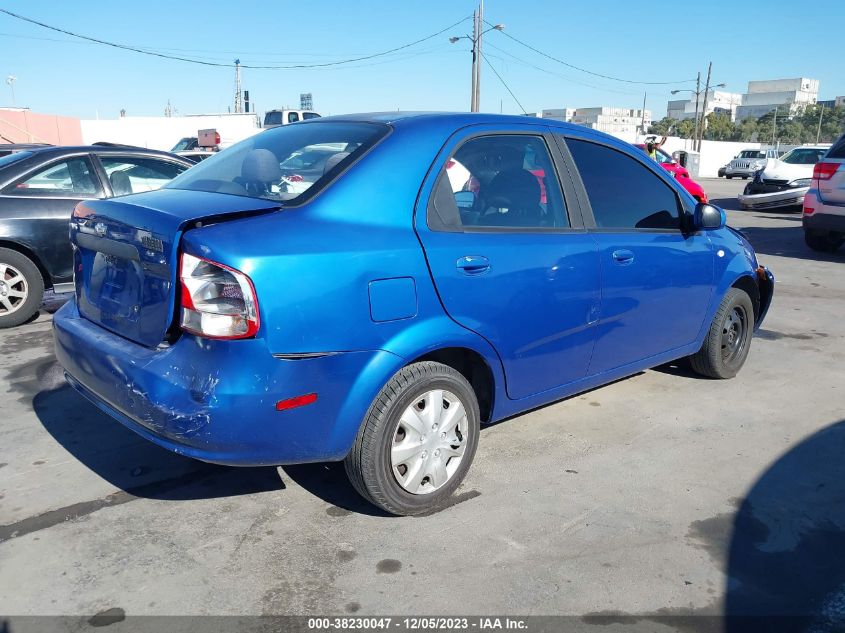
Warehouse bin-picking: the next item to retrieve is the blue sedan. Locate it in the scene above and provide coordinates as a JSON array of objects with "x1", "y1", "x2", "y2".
[{"x1": 53, "y1": 113, "x2": 774, "y2": 515}]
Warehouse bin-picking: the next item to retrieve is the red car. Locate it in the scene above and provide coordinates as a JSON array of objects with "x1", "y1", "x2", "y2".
[{"x1": 634, "y1": 144, "x2": 708, "y2": 203}]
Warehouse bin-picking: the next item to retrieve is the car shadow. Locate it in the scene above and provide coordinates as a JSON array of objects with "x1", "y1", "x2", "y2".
[
  {"x1": 721, "y1": 418, "x2": 845, "y2": 631},
  {"x1": 734, "y1": 223, "x2": 844, "y2": 262},
  {"x1": 33, "y1": 385, "x2": 284, "y2": 501},
  {"x1": 281, "y1": 462, "x2": 393, "y2": 518}
]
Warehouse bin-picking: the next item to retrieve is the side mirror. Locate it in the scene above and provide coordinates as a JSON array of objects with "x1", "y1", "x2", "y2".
[
  {"x1": 693, "y1": 203, "x2": 726, "y2": 230},
  {"x1": 454, "y1": 190, "x2": 476, "y2": 209}
]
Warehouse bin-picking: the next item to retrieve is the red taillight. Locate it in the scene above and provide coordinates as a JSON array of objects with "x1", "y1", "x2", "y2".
[
  {"x1": 276, "y1": 393, "x2": 318, "y2": 411},
  {"x1": 179, "y1": 252, "x2": 259, "y2": 339},
  {"x1": 287, "y1": 174, "x2": 304, "y2": 182},
  {"x1": 215, "y1": 131, "x2": 221, "y2": 145},
  {"x1": 803, "y1": 206, "x2": 815, "y2": 215},
  {"x1": 813, "y1": 162, "x2": 840, "y2": 181}
]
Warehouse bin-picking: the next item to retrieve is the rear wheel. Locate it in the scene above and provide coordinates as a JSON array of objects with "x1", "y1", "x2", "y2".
[
  {"x1": 0, "y1": 248, "x2": 44, "y2": 329},
  {"x1": 689, "y1": 288, "x2": 754, "y2": 379},
  {"x1": 804, "y1": 229, "x2": 844, "y2": 253},
  {"x1": 344, "y1": 361, "x2": 480, "y2": 516}
]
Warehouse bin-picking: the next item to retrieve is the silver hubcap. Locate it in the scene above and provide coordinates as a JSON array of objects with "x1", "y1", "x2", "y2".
[
  {"x1": 0, "y1": 263, "x2": 28, "y2": 316},
  {"x1": 391, "y1": 389, "x2": 468, "y2": 495}
]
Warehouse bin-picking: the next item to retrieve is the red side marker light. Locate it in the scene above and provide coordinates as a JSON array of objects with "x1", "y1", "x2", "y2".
[{"x1": 276, "y1": 393, "x2": 318, "y2": 411}]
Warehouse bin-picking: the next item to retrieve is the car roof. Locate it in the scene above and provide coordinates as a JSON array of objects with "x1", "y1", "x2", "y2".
[
  {"x1": 314, "y1": 111, "x2": 588, "y2": 132},
  {"x1": 18, "y1": 144, "x2": 184, "y2": 156}
]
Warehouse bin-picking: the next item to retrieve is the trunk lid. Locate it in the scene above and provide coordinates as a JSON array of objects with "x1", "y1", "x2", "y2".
[{"x1": 71, "y1": 188, "x2": 278, "y2": 347}]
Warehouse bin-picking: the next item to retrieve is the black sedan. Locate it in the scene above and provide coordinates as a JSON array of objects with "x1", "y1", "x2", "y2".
[{"x1": 0, "y1": 145, "x2": 193, "y2": 327}]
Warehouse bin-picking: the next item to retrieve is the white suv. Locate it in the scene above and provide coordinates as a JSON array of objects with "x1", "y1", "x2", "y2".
[
  {"x1": 725, "y1": 148, "x2": 779, "y2": 179},
  {"x1": 803, "y1": 134, "x2": 845, "y2": 252}
]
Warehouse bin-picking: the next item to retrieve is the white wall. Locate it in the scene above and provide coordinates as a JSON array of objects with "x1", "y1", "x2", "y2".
[{"x1": 81, "y1": 113, "x2": 262, "y2": 150}]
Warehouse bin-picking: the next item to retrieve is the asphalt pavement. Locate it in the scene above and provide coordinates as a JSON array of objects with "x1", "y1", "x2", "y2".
[{"x1": 1, "y1": 177, "x2": 843, "y2": 628}]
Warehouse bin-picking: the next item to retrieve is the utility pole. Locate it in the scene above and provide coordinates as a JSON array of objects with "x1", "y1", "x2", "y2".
[
  {"x1": 698, "y1": 62, "x2": 712, "y2": 151},
  {"x1": 450, "y1": 4, "x2": 503, "y2": 113},
  {"x1": 816, "y1": 103, "x2": 825, "y2": 144},
  {"x1": 772, "y1": 106, "x2": 778, "y2": 146},
  {"x1": 692, "y1": 72, "x2": 701, "y2": 146},
  {"x1": 641, "y1": 92, "x2": 647, "y2": 135},
  {"x1": 233, "y1": 59, "x2": 243, "y2": 114}
]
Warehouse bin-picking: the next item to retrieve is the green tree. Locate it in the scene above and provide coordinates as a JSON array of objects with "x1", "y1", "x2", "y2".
[
  {"x1": 702, "y1": 113, "x2": 735, "y2": 141},
  {"x1": 648, "y1": 117, "x2": 677, "y2": 135}
]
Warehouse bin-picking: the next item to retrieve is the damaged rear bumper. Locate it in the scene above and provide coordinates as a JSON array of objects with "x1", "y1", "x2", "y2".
[{"x1": 53, "y1": 299, "x2": 394, "y2": 466}]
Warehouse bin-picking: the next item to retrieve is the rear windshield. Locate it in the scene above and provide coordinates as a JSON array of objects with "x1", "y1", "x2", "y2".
[
  {"x1": 0, "y1": 151, "x2": 33, "y2": 168},
  {"x1": 828, "y1": 134, "x2": 845, "y2": 159},
  {"x1": 165, "y1": 121, "x2": 389, "y2": 203},
  {"x1": 780, "y1": 148, "x2": 827, "y2": 165}
]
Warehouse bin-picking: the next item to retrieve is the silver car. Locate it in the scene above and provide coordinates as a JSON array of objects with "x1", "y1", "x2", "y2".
[{"x1": 725, "y1": 149, "x2": 780, "y2": 179}]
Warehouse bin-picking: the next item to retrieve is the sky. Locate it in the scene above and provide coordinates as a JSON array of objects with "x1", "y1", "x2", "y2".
[{"x1": 1, "y1": 0, "x2": 843, "y2": 121}]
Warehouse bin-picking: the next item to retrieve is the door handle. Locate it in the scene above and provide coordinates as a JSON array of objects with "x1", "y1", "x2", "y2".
[
  {"x1": 456, "y1": 255, "x2": 490, "y2": 275},
  {"x1": 612, "y1": 249, "x2": 635, "y2": 265}
]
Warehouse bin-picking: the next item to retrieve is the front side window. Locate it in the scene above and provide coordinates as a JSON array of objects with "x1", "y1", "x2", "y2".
[
  {"x1": 566, "y1": 138, "x2": 681, "y2": 230},
  {"x1": 165, "y1": 121, "x2": 388, "y2": 203},
  {"x1": 288, "y1": 112, "x2": 300, "y2": 123},
  {"x1": 100, "y1": 156, "x2": 188, "y2": 196},
  {"x1": 428, "y1": 134, "x2": 569, "y2": 230},
  {"x1": 2, "y1": 156, "x2": 100, "y2": 197}
]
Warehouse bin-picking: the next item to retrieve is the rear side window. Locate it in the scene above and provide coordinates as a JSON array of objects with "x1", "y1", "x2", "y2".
[
  {"x1": 165, "y1": 121, "x2": 388, "y2": 203},
  {"x1": 566, "y1": 138, "x2": 680, "y2": 230},
  {"x1": 2, "y1": 156, "x2": 100, "y2": 198},
  {"x1": 302, "y1": 112, "x2": 321, "y2": 120},
  {"x1": 827, "y1": 134, "x2": 845, "y2": 159},
  {"x1": 428, "y1": 134, "x2": 569, "y2": 231},
  {"x1": 99, "y1": 156, "x2": 188, "y2": 196}
]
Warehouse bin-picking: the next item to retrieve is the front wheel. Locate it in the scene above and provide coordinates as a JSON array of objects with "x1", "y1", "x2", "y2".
[
  {"x1": 0, "y1": 248, "x2": 44, "y2": 329},
  {"x1": 344, "y1": 361, "x2": 480, "y2": 516},
  {"x1": 726, "y1": 175, "x2": 733, "y2": 180},
  {"x1": 689, "y1": 288, "x2": 754, "y2": 379}
]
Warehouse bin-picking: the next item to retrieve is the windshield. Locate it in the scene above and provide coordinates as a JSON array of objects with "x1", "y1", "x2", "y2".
[
  {"x1": 171, "y1": 138, "x2": 196, "y2": 152},
  {"x1": 780, "y1": 148, "x2": 827, "y2": 165},
  {"x1": 0, "y1": 151, "x2": 33, "y2": 168},
  {"x1": 165, "y1": 121, "x2": 389, "y2": 203},
  {"x1": 739, "y1": 150, "x2": 765, "y2": 159},
  {"x1": 264, "y1": 112, "x2": 283, "y2": 126}
]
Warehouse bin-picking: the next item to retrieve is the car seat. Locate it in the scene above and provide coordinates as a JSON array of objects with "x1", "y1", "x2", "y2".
[{"x1": 480, "y1": 168, "x2": 543, "y2": 227}]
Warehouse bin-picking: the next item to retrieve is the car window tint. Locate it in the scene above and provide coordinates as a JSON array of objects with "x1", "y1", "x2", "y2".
[
  {"x1": 288, "y1": 112, "x2": 299, "y2": 123},
  {"x1": 3, "y1": 156, "x2": 100, "y2": 197},
  {"x1": 302, "y1": 112, "x2": 321, "y2": 120},
  {"x1": 429, "y1": 135, "x2": 569, "y2": 230},
  {"x1": 100, "y1": 156, "x2": 188, "y2": 196},
  {"x1": 265, "y1": 112, "x2": 283, "y2": 126},
  {"x1": 566, "y1": 138, "x2": 680, "y2": 230}
]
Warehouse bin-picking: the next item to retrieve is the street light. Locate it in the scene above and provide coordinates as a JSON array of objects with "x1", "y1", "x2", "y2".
[
  {"x1": 5, "y1": 75, "x2": 16, "y2": 107},
  {"x1": 449, "y1": 2, "x2": 504, "y2": 112},
  {"x1": 671, "y1": 82, "x2": 726, "y2": 150}
]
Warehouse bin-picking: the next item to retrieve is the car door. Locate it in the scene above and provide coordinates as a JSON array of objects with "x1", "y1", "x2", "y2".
[
  {"x1": 415, "y1": 127, "x2": 600, "y2": 400},
  {"x1": 0, "y1": 153, "x2": 104, "y2": 286},
  {"x1": 559, "y1": 135, "x2": 714, "y2": 375}
]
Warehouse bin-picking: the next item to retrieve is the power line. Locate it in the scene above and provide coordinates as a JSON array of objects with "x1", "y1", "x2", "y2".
[
  {"x1": 0, "y1": 9, "x2": 471, "y2": 69},
  {"x1": 480, "y1": 52, "x2": 527, "y2": 114},
  {"x1": 484, "y1": 19, "x2": 694, "y2": 86},
  {"x1": 484, "y1": 41, "x2": 647, "y2": 97}
]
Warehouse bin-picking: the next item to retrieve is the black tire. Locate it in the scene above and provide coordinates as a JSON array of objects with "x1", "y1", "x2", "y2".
[
  {"x1": 741, "y1": 176, "x2": 749, "y2": 180},
  {"x1": 804, "y1": 229, "x2": 843, "y2": 253},
  {"x1": 0, "y1": 247, "x2": 44, "y2": 329},
  {"x1": 344, "y1": 361, "x2": 480, "y2": 516},
  {"x1": 726, "y1": 175, "x2": 733, "y2": 179},
  {"x1": 689, "y1": 288, "x2": 754, "y2": 379}
]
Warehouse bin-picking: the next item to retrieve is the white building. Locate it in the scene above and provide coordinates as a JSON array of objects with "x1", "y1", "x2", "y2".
[
  {"x1": 735, "y1": 77, "x2": 819, "y2": 120},
  {"x1": 666, "y1": 89, "x2": 743, "y2": 121},
  {"x1": 538, "y1": 108, "x2": 576, "y2": 122},
  {"x1": 569, "y1": 107, "x2": 652, "y2": 134}
]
